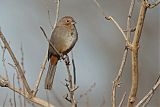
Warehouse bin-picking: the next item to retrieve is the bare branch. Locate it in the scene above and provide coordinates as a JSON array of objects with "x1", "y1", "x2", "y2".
[
  {"x1": 94, "y1": 0, "x2": 130, "y2": 46},
  {"x1": 111, "y1": 0, "x2": 135, "y2": 106},
  {"x1": 148, "y1": 0, "x2": 160, "y2": 8},
  {"x1": 135, "y1": 74, "x2": 160, "y2": 107},
  {"x1": 53, "y1": 0, "x2": 60, "y2": 29},
  {"x1": 71, "y1": 51, "x2": 76, "y2": 85},
  {"x1": 40, "y1": 26, "x2": 62, "y2": 57},
  {"x1": 128, "y1": 1, "x2": 148, "y2": 107},
  {"x1": 0, "y1": 77, "x2": 55, "y2": 107},
  {"x1": 2, "y1": 46, "x2": 9, "y2": 80},
  {"x1": 33, "y1": 0, "x2": 61, "y2": 96},
  {"x1": 9, "y1": 98, "x2": 13, "y2": 107},
  {"x1": 79, "y1": 83, "x2": 96, "y2": 99},
  {"x1": 3, "y1": 94, "x2": 8, "y2": 107},
  {"x1": 0, "y1": 31, "x2": 32, "y2": 95},
  {"x1": 64, "y1": 55, "x2": 77, "y2": 107},
  {"x1": 33, "y1": 51, "x2": 48, "y2": 96},
  {"x1": 13, "y1": 74, "x2": 17, "y2": 107},
  {"x1": 48, "y1": 10, "x2": 53, "y2": 29},
  {"x1": 118, "y1": 92, "x2": 126, "y2": 107}
]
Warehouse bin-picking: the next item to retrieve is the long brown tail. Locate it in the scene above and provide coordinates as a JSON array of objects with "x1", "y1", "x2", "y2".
[{"x1": 45, "y1": 56, "x2": 58, "y2": 90}]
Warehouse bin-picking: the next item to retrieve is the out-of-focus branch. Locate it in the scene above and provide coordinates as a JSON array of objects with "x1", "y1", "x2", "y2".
[
  {"x1": 3, "y1": 93, "x2": 8, "y2": 107},
  {"x1": 53, "y1": 0, "x2": 60, "y2": 29},
  {"x1": 127, "y1": 1, "x2": 148, "y2": 107},
  {"x1": 135, "y1": 75, "x2": 160, "y2": 107},
  {"x1": 0, "y1": 76, "x2": 55, "y2": 107},
  {"x1": 0, "y1": 31, "x2": 32, "y2": 95}
]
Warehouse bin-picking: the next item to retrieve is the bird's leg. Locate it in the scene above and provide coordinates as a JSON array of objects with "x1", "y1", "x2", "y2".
[{"x1": 63, "y1": 55, "x2": 70, "y2": 65}]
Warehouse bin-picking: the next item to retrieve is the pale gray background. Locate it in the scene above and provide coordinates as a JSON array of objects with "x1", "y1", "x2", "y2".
[{"x1": 0, "y1": 0, "x2": 159, "y2": 107}]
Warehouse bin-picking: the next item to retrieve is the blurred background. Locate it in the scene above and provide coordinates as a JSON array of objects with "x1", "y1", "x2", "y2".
[{"x1": 0, "y1": 0, "x2": 159, "y2": 107}]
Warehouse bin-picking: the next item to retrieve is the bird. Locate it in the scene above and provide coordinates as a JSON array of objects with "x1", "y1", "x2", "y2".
[{"x1": 45, "y1": 16, "x2": 78, "y2": 90}]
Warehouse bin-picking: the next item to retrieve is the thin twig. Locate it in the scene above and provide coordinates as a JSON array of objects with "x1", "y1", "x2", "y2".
[
  {"x1": 0, "y1": 31, "x2": 32, "y2": 95},
  {"x1": 0, "y1": 77, "x2": 55, "y2": 107},
  {"x1": 128, "y1": 1, "x2": 148, "y2": 107},
  {"x1": 118, "y1": 92, "x2": 126, "y2": 107},
  {"x1": 33, "y1": 0, "x2": 61, "y2": 95},
  {"x1": 111, "y1": 0, "x2": 135, "y2": 106},
  {"x1": 33, "y1": 51, "x2": 48, "y2": 96},
  {"x1": 46, "y1": 90, "x2": 50, "y2": 107},
  {"x1": 53, "y1": 0, "x2": 60, "y2": 29},
  {"x1": 20, "y1": 44, "x2": 26, "y2": 107},
  {"x1": 64, "y1": 56, "x2": 77, "y2": 107},
  {"x1": 135, "y1": 74, "x2": 160, "y2": 107},
  {"x1": 71, "y1": 51, "x2": 76, "y2": 85},
  {"x1": 79, "y1": 82, "x2": 96, "y2": 100},
  {"x1": 94, "y1": 0, "x2": 130, "y2": 46},
  {"x1": 48, "y1": 10, "x2": 53, "y2": 29},
  {"x1": 9, "y1": 98, "x2": 13, "y2": 107},
  {"x1": 2, "y1": 46, "x2": 9, "y2": 80},
  {"x1": 148, "y1": 0, "x2": 160, "y2": 8},
  {"x1": 3, "y1": 94, "x2": 8, "y2": 107},
  {"x1": 40, "y1": 26, "x2": 61, "y2": 57},
  {"x1": 13, "y1": 73, "x2": 16, "y2": 107}
]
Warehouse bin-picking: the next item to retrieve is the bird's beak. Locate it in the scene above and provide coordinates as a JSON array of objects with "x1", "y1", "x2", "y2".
[{"x1": 71, "y1": 21, "x2": 76, "y2": 24}]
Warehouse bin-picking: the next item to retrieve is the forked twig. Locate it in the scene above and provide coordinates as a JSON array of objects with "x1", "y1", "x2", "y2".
[
  {"x1": 0, "y1": 76, "x2": 55, "y2": 107},
  {"x1": 0, "y1": 31, "x2": 32, "y2": 95}
]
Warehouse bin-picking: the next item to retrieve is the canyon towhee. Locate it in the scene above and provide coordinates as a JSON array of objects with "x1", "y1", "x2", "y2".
[{"x1": 45, "y1": 16, "x2": 78, "y2": 90}]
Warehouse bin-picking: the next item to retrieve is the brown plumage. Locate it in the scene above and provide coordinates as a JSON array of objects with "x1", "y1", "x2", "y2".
[{"x1": 45, "y1": 16, "x2": 78, "y2": 90}]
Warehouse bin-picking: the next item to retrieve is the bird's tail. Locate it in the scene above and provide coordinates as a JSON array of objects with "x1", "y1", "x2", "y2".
[{"x1": 45, "y1": 56, "x2": 58, "y2": 90}]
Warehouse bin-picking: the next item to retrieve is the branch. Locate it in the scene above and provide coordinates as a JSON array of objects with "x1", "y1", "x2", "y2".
[
  {"x1": 33, "y1": 0, "x2": 61, "y2": 96},
  {"x1": 135, "y1": 74, "x2": 160, "y2": 107},
  {"x1": 71, "y1": 51, "x2": 76, "y2": 85},
  {"x1": 127, "y1": 1, "x2": 148, "y2": 107},
  {"x1": 40, "y1": 26, "x2": 62, "y2": 57},
  {"x1": 33, "y1": 51, "x2": 48, "y2": 96},
  {"x1": 53, "y1": 0, "x2": 60, "y2": 29},
  {"x1": 0, "y1": 31, "x2": 32, "y2": 95},
  {"x1": 111, "y1": 0, "x2": 135, "y2": 106},
  {"x1": 0, "y1": 77, "x2": 55, "y2": 107},
  {"x1": 64, "y1": 55, "x2": 77, "y2": 107},
  {"x1": 118, "y1": 92, "x2": 126, "y2": 107},
  {"x1": 94, "y1": 0, "x2": 130, "y2": 46},
  {"x1": 148, "y1": 0, "x2": 160, "y2": 8}
]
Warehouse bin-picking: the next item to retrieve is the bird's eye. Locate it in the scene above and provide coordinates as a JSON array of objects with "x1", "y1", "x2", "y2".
[{"x1": 66, "y1": 20, "x2": 70, "y2": 22}]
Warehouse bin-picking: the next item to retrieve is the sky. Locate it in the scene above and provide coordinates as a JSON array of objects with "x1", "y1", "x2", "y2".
[{"x1": 0, "y1": 0, "x2": 159, "y2": 107}]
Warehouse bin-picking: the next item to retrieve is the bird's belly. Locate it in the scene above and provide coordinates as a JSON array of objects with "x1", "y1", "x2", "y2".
[{"x1": 56, "y1": 35, "x2": 76, "y2": 53}]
